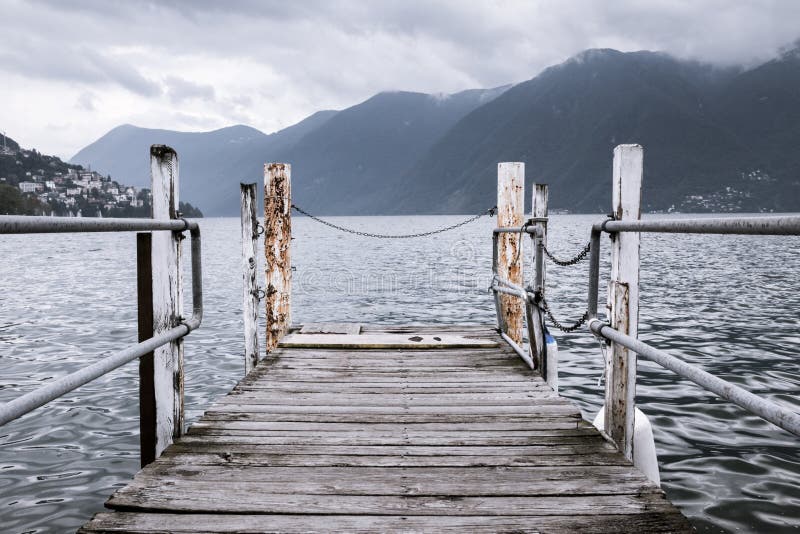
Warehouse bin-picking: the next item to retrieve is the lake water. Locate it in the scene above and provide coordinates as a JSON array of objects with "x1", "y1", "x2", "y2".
[{"x1": 1, "y1": 214, "x2": 798, "y2": 533}]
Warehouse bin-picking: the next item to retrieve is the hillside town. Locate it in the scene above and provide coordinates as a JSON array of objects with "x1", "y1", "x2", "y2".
[{"x1": 0, "y1": 133, "x2": 201, "y2": 217}]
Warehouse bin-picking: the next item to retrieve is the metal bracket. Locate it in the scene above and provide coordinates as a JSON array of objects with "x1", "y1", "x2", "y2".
[
  {"x1": 251, "y1": 287, "x2": 266, "y2": 301},
  {"x1": 253, "y1": 221, "x2": 265, "y2": 239}
]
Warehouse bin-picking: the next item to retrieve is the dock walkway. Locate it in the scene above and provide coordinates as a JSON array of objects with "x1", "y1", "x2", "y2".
[{"x1": 81, "y1": 325, "x2": 691, "y2": 533}]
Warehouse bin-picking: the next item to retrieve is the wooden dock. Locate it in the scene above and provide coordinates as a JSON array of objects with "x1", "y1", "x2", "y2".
[{"x1": 81, "y1": 325, "x2": 691, "y2": 533}]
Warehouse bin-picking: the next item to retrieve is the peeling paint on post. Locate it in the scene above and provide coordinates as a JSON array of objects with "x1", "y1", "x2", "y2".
[
  {"x1": 531, "y1": 183, "x2": 549, "y2": 379},
  {"x1": 264, "y1": 163, "x2": 291, "y2": 352},
  {"x1": 241, "y1": 183, "x2": 260, "y2": 374},
  {"x1": 497, "y1": 162, "x2": 525, "y2": 344},
  {"x1": 604, "y1": 144, "x2": 642, "y2": 460},
  {"x1": 147, "y1": 144, "x2": 184, "y2": 460}
]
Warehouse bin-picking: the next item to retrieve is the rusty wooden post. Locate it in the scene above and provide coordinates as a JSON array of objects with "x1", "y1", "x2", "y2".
[
  {"x1": 497, "y1": 162, "x2": 525, "y2": 344},
  {"x1": 604, "y1": 144, "x2": 643, "y2": 460},
  {"x1": 136, "y1": 232, "x2": 155, "y2": 467},
  {"x1": 531, "y1": 183, "x2": 550, "y2": 381},
  {"x1": 147, "y1": 144, "x2": 184, "y2": 459},
  {"x1": 241, "y1": 183, "x2": 260, "y2": 373},
  {"x1": 264, "y1": 163, "x2": 291, "y2": 352}
]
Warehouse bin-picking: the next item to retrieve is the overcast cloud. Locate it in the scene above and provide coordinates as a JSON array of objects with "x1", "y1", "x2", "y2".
[{"x1": 1, "y1": 0, "x2": 798, "y2": 157}]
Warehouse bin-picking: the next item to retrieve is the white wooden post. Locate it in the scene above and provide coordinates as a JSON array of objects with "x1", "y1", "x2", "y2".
[
  {"x1": 148, "y1": 144, "x2": 184, "y2": 458},
  {"x1": 264, "y1": 163, "x2": 291, "y2": 352},
  {"x1": 241, "y1": 183, "x2": 260, "y2": 373},
  {"x1": 531, "y1": 183, "x2": 550, "y2": 381},
  {"x1": 497, "y1": 162, "x2": 525, "y2": 344},
  {"x1": 604, "y1": 144, "x2": 643, "y2": 460}
]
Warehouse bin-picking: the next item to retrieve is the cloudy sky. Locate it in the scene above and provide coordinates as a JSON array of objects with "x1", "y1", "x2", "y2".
[{"x1": 1, "y1": 0, "x2": 798, "y2": 158}]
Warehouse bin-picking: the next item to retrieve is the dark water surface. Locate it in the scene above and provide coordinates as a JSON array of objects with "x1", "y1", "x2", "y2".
[{"x1": 0, "y1": 215, "x2": 798, "y2": 533}]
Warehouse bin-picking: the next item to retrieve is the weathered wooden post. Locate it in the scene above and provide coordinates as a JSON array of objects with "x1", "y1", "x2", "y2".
[
  {"x1": 264, "y1": 163, "x2": 291, "y2": 352},
  {"x1": 497, "y1": 162, "x2": 525, "y2": 344},
  {"x1": 140, "y1": 144, "x2": 184, "y2": 462},
  {"x1": 604, "y1": 144, "x2": 643, "y2": 460},
  {"x1": 240, "y1": 183, "x2": 260, "y2": 373},
  {"x1": 531, "y1": 183, "x2": 549, "y2": 377}
]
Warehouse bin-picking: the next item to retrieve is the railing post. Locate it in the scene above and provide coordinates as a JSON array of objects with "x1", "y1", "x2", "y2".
[
  {"x1": 497, "y1": 162, "x2": 525, "y2": 344},
  {"x1": 531, "y1": 184, "x2": 550, "y2": 381},
  {"x1": 136, "y1": 232, "x2": 155, "y2": 467},
  {"x1": 264, "y1": 163, "x2": 292, "y2": 352},
  {"x1": 604, "y1": 144, "x2": 643, "y2": 460},
  {"x1": 240, "y1": 183, "x2": 260, "y2": 373},
  {"x1": 146, "y1": 145, "x2": 184, "y2": 460}
]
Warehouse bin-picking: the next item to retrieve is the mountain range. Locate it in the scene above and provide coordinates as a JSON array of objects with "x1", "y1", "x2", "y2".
[{"x1": 71, "y1": 45, "x2": 800, "y2": 215}]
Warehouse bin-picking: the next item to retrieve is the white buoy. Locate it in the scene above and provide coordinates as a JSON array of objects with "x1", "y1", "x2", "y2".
[
  {"x1": 545, "y1": 333, "x2": 558, "y2": 392},
  {"x1": 593, "y1": 406, "x2": 661, "y2": 486}
]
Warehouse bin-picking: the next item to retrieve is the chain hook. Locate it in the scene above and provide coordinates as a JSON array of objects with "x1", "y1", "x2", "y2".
[
  {"x1": 253, "y1": 221, "x2": 266, "y2": 240},
  {"x1": 251, "y1": 287, "x2": 266, "y2": 301}
]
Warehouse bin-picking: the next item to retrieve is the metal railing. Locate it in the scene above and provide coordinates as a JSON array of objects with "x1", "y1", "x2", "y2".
[
  {"x1": 492, "y1": 212, "x2": 800, "y2": 443},
  {"x1": 490, "y1": 224, "x2": 544, "y2": 370},
  {"x1": 586, "y1": 214, "x2": 800, "y2": 437},
  {"x1": 0, "y1": 215, "x2": 203, "y2": 428},
  {"x1": 487, "y1": 148, "x2": 800, "y2": 465}
]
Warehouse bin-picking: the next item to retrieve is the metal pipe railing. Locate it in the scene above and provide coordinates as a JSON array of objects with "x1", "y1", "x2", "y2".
[
  {"x1": 493, "y1": 225, "x2": 543, "y2": 236},
  {"x1": 586, "y1": 213, "x2": 800, "y2": 438},
  {"x1": 589, "y1": 318, "x2": 800, "y2": 437},
  {"x1": 0, "y1": 215, "x2": 198, "y2": 234},
  {"x1": 0, "y1": 217, "x2": 203, "y2": 427},
  {"x1": 587, "y1": 228, "x2": 602, "y2": 319},
  {"x1": 594, "y1": 214, "x2": 800, "y2": 235},
  {"x1": 500, "y1": 331, "x2": 534, "y2": 369}
]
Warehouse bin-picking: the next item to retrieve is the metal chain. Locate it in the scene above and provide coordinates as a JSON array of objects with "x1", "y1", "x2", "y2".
[
  {"x1": 542, "y1": 241, "x2": 591, "y2": 266},
  {"x1": 290, "y1": 204, "x2": 497, "y2": 239},
  {"x1": 540, "y1": 296, "x2": 589, "y2": 333}
]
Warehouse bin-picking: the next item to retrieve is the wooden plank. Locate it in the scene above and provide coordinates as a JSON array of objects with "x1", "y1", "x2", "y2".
[
  {"x1": 82, "y1": 511, "x2": 692, "y2": 533},
  {"x1": 193, "y1": 413, "x2": 580, "y2": 423},
  {"x1": 186, "y1": 424, "x2": 588, "y2": 436},
  {"x1": 264, "y1": 162, "x2": 291, "y2": 352},
  {"x1": 605, "y1": 144, "x2": 643, "y2": 459},
  {"x1": 149, "y1": 144, "x2": 183, "y2": 457},
  {"x1": 236, "y1": 375, "x2": 541, "y2": 384},
  {"x1": 218, "y1": 394, "x2": 566, "y2": 406},
  {"x1": 165, "y1": 443, "x2": 617, "y2": 456},
  {"x1": 171, "y1": 433, "x2": 603, "y2": 447},
  {"x1": 234, "y1": 384, "x2": 546, "y2": 393},
  {"x1": 300, "y1": 323, "x2": 362, "y2": 335},
  {"x1": 240, "y1": 183, "x2": 260, "y2": 374},
  {"x1": 106, "y1": 490, "x2": 674, "y2": 516},
  {"x1": 156, "y1": 451, "x2": 630, "y2": 468},
  {"x1": 113, "y1": 466, "x2": 657, "y2": 498},
  {"x1": 204, "y1": 404, "x2": 580, "y2": 415},
  {"x1": 279, "y1": 333, "x2": 499, "y2": 349},
  {"x1": 181, "y1": 417, "x2": 588, "y2": 436}
]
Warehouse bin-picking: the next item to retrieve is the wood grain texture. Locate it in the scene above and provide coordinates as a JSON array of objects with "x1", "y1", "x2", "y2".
[
  {"x1": 604, "y1": 144, "x2": 643, "y2": 460},
  {"x1": 264, "y1": 163, "x2": 291, "y2": 352},
  {"x1": 531, "y1": 183, "x2": 550, "y2": 386},
  {"x1": 82, "y1": 324, "x2": 690, "y2": 533},
  {"x1": 497, "y1": 162, "x2": 525, "y2": 344},
  {"x1": 240, "y1": 183, "x2": 260, "y2": 374},
  {"x1": 148, "y1": 144, "x2": 183, "y2": 458}
]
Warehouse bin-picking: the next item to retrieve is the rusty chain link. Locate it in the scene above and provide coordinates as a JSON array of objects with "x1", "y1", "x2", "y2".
[{"x1": 291, "y1": 204, "x2": 497, "y2": 239}]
